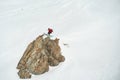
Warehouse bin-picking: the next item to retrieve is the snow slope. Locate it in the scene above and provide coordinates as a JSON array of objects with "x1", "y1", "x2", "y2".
[{"x1": 0, "y1": 0, "x2": 120, "y2": 80}]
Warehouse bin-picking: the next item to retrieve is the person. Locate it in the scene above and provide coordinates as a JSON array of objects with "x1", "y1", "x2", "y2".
[{"x1": 48, "y1": 28, "x2": 53, "y2": 35}]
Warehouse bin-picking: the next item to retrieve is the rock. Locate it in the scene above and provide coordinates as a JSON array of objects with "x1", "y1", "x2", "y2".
[
  {"x1": 17, "y1": 35, "x2": 65, "y2": 79},
  {"x1": 18, "y1": 69, "x2": 31, "y2": 79}
]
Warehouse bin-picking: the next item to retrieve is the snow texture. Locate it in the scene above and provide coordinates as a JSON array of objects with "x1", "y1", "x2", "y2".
[{"x1": 0, "y1": 0, "x2": 120, "y2": 80}]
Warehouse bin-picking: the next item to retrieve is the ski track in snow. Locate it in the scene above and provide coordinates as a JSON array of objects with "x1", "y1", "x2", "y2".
[{"x1": 0, "y1": 0, "x2": 120, "y2": 80}]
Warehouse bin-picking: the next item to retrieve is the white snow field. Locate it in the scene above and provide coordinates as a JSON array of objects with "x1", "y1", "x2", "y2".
[{"x1": 0, "y1": 0, "x2": 120, "y2": 80}]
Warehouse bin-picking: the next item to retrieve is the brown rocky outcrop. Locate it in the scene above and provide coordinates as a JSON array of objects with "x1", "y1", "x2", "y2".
[{"x1": 16, "y1": 35, "x2": 65, "y2": 79}]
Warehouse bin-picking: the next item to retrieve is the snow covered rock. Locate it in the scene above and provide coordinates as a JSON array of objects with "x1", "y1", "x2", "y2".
[{"x1": 16, "y1": 35, "x2": 65, "y2": 79}]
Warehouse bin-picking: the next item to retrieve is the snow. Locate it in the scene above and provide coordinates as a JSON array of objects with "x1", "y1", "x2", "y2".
[{"x1": 0, "y1": 0, "x2": 120, "y2": 80}]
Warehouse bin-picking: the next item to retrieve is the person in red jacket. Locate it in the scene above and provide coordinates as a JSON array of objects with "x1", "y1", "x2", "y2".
[{"x1": 48, "y1": 28, "x2": 53, "y2": 35}]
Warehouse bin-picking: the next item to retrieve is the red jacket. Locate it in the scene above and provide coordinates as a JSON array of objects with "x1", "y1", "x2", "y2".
[{"x1": 48, "y1": 28, "x2": 53, "y2": 34}]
